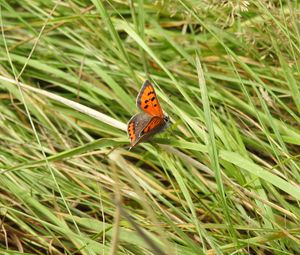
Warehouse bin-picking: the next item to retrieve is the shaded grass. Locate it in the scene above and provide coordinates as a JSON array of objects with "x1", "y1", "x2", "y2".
[{"x1": 1, "y1": 0, "x2": 300, "y2": 254}]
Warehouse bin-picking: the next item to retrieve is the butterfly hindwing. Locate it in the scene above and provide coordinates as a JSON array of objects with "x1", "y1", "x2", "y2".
[
  {"x1": 127, "y1": 112, "x2": 153, "y2": 148},
  {"x1": 136, "y1": 80, "x2": 164, "y2": 117},
  {"x1": 127, "y1": 117, "x2": 137, "y2": 147}
]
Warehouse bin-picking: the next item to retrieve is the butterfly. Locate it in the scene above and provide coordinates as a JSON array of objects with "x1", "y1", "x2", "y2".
[{"x1": 127, "y1": 80, "x2": 169, "y2": 149}]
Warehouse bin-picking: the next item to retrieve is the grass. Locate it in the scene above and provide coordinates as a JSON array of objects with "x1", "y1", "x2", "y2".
[{"x1": 1, "y1": 0, "x2": 300, "y2": 254}]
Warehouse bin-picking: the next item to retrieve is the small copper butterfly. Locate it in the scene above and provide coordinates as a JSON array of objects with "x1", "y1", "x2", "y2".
[{"x1": 127, "y1": 80, "x2": 169, "y2": 149}]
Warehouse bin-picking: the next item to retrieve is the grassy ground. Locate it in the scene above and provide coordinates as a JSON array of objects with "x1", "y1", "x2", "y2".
[{"x1": 1, "y1": 0, "x2": 300, "y2": 254}]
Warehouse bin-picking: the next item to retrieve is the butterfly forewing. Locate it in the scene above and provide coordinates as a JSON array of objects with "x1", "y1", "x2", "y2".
[
  {"x1": 140, "y1": 116, "x2": 164, "y2": 136},
  {"x1": 136, "y1": 80, "x2": 164, "y2": 117}
]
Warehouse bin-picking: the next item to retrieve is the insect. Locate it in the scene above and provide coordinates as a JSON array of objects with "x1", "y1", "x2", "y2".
[{"x1": 127, "y1": 80, "x2": 170, "y2": 149}]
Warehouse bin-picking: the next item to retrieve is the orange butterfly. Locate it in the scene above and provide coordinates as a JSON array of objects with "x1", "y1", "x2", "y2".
[{"x1": 127, "y1": 80, "x2": 169, "y2": 149}]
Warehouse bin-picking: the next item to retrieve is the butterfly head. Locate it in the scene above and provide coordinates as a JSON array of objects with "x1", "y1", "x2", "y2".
[
  {"x1": 163, "y1": 114, "x2": 170, "y2": 123},
  {"x1": 163, "y1": 114, "x2": 171, "y2": 129}
]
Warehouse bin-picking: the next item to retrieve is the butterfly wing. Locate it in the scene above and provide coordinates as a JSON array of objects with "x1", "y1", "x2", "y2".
[
  {"x1": 127, "y1": 112, "x2": 153, "y2": 148},
  {"x1": 127, "y1": 114, "x2": 167, "y2": 149},
  {"x1": 136, "y1": 80, "x2": 164, "y2": 118},
  {"x1": 139, "y1": 116, "x2": 166, "y2": 137}
]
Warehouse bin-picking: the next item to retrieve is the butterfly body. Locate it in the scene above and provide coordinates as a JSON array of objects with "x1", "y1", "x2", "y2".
[{"x1": 127, "y1": 80, "x2": 169, "y2": 149}]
